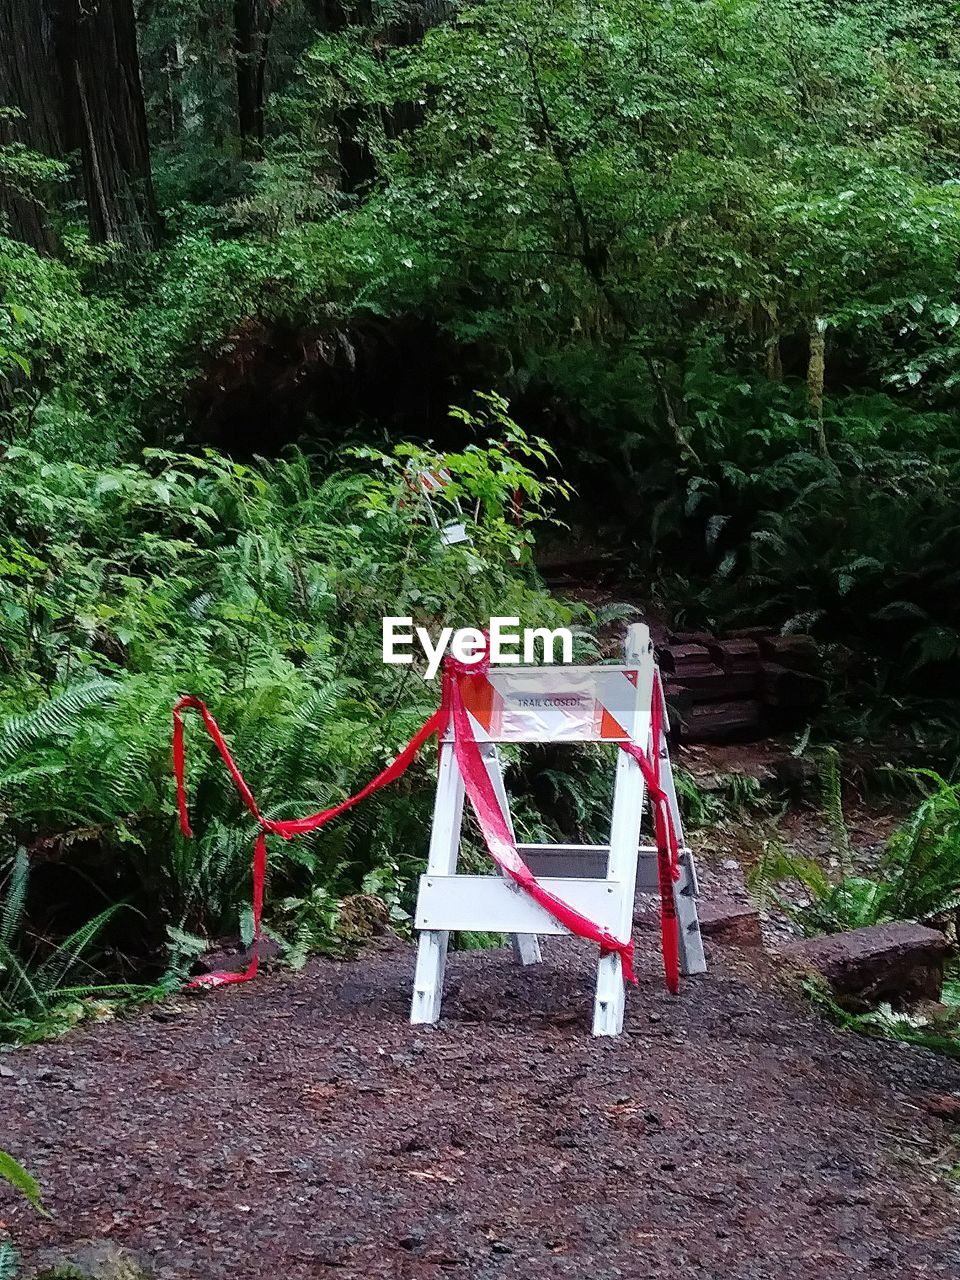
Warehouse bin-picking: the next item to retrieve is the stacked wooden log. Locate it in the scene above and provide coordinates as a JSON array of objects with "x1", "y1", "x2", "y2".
[{"x1": 658, "y1": 629, "x2": 823, "y2": 743}]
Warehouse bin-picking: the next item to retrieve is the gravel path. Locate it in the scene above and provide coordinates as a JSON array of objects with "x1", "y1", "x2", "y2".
[{"x1": 2, "y1": 938, "x2": 959, "y2": 1279}]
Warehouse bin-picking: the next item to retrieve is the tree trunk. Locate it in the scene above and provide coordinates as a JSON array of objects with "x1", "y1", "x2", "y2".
[
  {"x1": 57, "y1": 0, "x2": 159, "y2": 250},
  {"x1": 233, "y1": 0, "x2": 276, "y2": 153},
  {"x1": 764, "y1": 302, "x2": 782, "y2": 379},
  {"x1": 303, "y1": 0, "x2": 452, "y2": 192},
  {"x1": 0, "y1": 0, "x2": 159, "y2": 252},
  {"x1": 807, "y1": 317, "x2": 829, "y2": 458},
  {"x1": 0, "y1": 0, "x2": 65, "y2": 252}
]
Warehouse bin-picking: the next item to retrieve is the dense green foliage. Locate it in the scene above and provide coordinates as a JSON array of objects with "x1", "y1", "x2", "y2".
[
  {"x1": 2, "y1": 1, "x2": 959, "y2": 701},
  {"x1": 0, "y1": 410, "x2": 571, "y2": 1019},
  {"x1": 1, "y1": 0, "x2": 960, "y2": 1035}
]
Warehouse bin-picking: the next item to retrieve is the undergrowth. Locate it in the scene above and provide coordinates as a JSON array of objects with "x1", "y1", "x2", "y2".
[
  {"x1": 750, "y1": 751, "x2": 960, "y2": 938},
  {"x1": 0, "y1": 399, "x2": 579, "y2": 1038}
]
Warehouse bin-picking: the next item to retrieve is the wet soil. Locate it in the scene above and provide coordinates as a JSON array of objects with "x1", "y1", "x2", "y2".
[{"x1": 3, "y1": 937, "x2": 960, "y2": 1279}]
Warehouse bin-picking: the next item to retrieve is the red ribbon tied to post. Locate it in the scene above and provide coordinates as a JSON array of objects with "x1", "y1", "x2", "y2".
[{"x1": 172, "y1": 658, "x2": 680, "y2": 992}]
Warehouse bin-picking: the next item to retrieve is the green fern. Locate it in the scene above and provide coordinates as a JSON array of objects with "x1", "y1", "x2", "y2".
[
  {"x1": 0, "y1": 679, "x2": 119, "y2": 770},
  {"x1": 0, "y1": 851, "x2": 27, "y2": 950},
  {"x1": 753, "y1": 767, "x2": 960, "y2": 935},
  {"x1": 0, "y1": 1150, "x2": 46, "y2": 1216},
  {"x1": 819, "y1": 746, "x2": 851, "y2": 862},
  {"x1": 0, "y1": 855, "x2": 154, "y2": 1036}
]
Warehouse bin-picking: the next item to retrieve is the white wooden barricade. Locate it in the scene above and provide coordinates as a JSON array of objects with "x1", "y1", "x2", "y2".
[{"x1": 410, "y1": 623, "x2": 706, "y2": 1036}]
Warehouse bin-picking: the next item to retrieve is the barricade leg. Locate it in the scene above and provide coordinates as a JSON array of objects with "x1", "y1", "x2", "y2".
[
  {"x1": 593, "y1": 624, "x2": 653, "y2": 1036},
  {"x1": 674, "y1": 852, "x2": 706, "y2": 976},
  {"x1": 656, "y1": 726, "x2": 707, "y2": 977},
  {"x1": 411, "y1": 743, "x2": 464, "y2": 1025}
]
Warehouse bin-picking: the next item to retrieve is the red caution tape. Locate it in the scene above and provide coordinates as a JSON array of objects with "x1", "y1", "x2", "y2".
[
  {"x1": 172, "y1": 695, "x2": 445, "y2": 988},
  {"x1": 172, "y1": 662, "x2": 681, "y2": 994},
  {"x1": 620, "y1": 673, "x2": 681, "y2": 995}
]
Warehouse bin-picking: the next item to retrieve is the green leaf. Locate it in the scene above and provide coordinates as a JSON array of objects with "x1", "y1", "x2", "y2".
[{"x1": 0, "y1": 1149, "x2": 48, "y2": 1216}]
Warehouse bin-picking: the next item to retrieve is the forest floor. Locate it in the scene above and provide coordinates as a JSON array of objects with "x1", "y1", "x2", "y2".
[{"x1": 3, "y1": 929, "x2": 960, "y2": 1280}]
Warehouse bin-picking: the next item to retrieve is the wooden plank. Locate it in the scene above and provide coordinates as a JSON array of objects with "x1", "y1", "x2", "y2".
[
  {"x1": 658, "y1": 643, "x2": 710, "y2": 673},
  {"x1": 707, "y1": 638, "x2": 761, "y2": 671},
  {"x1": 666, "y1": 630, "x2": 715, "y2": 646},
  {"x1": 666, "y1": 666, "x2": 758, "y2": 699},
  {"x1": 726, "y1": 626, "x2": 771, "y2": 640},
  {"x1": 415, "y1": 875, "x2": 624, "y2": 935},
  {"x1": 760, "y1": 634, "x2": 819, "y2": 673},
  {"x1": 683, "y1": 699, "x2": 764, "y2": 742}
]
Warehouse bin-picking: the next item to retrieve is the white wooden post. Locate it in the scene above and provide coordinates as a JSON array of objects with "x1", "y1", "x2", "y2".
[
  {"x1": 592, "y1": 624, "x2": 653, "y2": 1037},
  {"x1": 410, "y1": 742, "x2": 465, "y2": 1024},
  {"x1": 656, "y1": 684, "x2": 707, "y2": 976},
  {"x1": 481, "y1": 743, "x2": 542, "y2": 966}
]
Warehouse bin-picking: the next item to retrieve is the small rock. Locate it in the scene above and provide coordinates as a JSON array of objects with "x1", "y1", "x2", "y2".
[
  {"x1": 772, "y1": 755, "x2": 818, "y2": 797},
  {"x1": 25, "y1": 1240, "x2": 154, "y2": 1280}
]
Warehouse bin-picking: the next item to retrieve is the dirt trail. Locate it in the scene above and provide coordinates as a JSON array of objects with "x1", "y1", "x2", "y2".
[{"x1": 2, "y1": 938, "x2": 959, "y2": 1279}]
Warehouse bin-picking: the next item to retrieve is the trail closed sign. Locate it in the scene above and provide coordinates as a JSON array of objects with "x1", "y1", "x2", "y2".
[{"x1": 450, "y1": 665, "x2": 642, "y2": 743}]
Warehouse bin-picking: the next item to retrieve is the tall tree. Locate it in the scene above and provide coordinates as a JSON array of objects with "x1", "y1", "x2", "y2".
[
  {"x1": 233, "y1": 0, "x2": 277, "y2": 151},
  {"x1": 0, "y1": 1, "x2": 65, "y2": 251},
  {"x1": 56, "y1": 0, "x2": 160, "y2": 249},
  {"x1": 302, "y1": 0, "x2": 452, "y2": 191},
  {"x1": 0, "y1": 0, "x2": 159, "y2": 252}
]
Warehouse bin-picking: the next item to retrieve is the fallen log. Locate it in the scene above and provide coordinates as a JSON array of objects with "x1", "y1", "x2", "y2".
[{"x1": 783, "y1": 922, "x2": 948, "y2": 1006}]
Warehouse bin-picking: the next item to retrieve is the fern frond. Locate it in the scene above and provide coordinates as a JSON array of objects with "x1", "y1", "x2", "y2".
[
  {"x1": 33, "y1": 902, "x2": 125, "y2": 993},
  {"x1": 0, "y1": 850, "x2": 28, "y2": 949},
  {"x1": 818, "y1": 747, "x2": 851, "y2": 861},
  {"x1": 0, "y1": 679, "x2": 119, "y2": 767}
]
